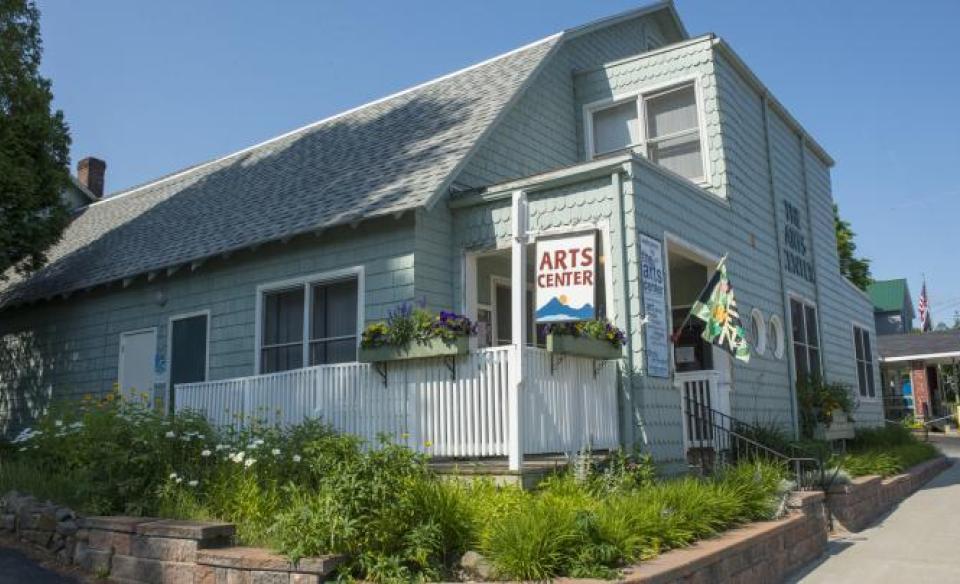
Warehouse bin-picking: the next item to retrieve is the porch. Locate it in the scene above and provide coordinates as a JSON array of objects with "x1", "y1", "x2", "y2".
[{"x1": 174, "y1": 345, "x2": 620, "y2": 462}]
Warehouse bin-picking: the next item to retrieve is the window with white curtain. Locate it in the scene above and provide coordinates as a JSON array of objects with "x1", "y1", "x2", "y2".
[
  {"x1": 260, "y1": 277, "x2": 358, "y2": 373},
  {"x1": 588, "y1": 82, "x2": 705, "y2": 182}
]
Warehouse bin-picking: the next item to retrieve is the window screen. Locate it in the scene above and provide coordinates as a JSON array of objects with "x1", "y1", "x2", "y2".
[
  {"x1": 645, "y1": 85, "x2": 704, "y2": 180},
  {"x1": 260, "y1": 277, "x2": 359, "y2": 373},
  {"x1": 310, "y1": 279, "x2": 358, "y2": 365},
  {"x1": 592, "y1": 101, "x2": 639, "y2": 156},
  {"x1": 261, "y1": 288, "x2": 305, "y2": 373}
]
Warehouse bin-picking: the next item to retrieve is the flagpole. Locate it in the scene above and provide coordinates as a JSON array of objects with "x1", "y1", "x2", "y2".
[{"x1": 670, "y1": 254, "x2": 728, "y2": 344}]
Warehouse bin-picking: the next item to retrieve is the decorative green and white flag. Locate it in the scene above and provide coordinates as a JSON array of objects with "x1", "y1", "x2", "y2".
[{"x1": 691, "y1": 257, "x2": 751, "y2": 362}]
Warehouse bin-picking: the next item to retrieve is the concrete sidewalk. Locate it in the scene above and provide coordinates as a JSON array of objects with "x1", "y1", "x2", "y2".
[{"x1": 790, "y1": 435, "x2": 960, "y2": 584}]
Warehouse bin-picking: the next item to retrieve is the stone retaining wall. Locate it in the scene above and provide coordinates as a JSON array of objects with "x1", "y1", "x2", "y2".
[
  {"x1": 613, "y1": 491, "x2": 828, "y2": 584},
  {"x1": 0, "y1": 457, "x2": 950, "y2": 583},
  {"x1": 826, "y1": 456, "x2": 951, "y2": 532},
  {"x1": 0, "y1": 492, "x2": 344, "y2": 583}
]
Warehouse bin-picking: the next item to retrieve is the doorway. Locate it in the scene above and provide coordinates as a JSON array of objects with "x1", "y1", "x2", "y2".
[
  {"x1": 168, "y1": 311, "x2": 210, "y2": 412},
  {"x1": 666, "y1": 238, "x2": 732, "y2": 454},
  {"x1": 119, "y1": 328, "x2": 157, "y2": 400}
]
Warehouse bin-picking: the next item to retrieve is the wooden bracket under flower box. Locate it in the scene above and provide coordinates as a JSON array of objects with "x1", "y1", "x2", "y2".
[
  {"x1": 545, "y1": 334, "x2": 621, "y2": 377},
  {"x1": 357, "y1": 337, "x2": 469, "y2": 385},
  {"x1": 813, "y1": 418, "x2": 855, "y2": 441}
]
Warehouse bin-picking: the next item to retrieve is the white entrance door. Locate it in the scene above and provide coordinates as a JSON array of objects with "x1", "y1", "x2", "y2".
[{"x1": 119, "y1": 329, "x2": 157, "y2": 400}]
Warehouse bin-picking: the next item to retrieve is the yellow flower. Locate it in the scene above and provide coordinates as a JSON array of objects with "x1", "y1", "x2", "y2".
[
  {"x1": 712, "y1": 305, "x2": 728, "y2": 323},
  {"x1": 423, "y1": 440, "x2": 433, "y2": 449}
]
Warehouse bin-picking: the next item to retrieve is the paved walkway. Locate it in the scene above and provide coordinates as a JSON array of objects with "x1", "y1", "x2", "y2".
[
  {"x1": 0, "y1": 546, "x2": 79, "y2": 584},
  {"x1": 791, "y1": 435, "x2": 960, "y2": 584}
]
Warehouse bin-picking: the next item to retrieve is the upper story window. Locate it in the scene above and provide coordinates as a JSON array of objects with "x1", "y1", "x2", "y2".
[
  {"x1": 259, "y1": 274, "x2": 359, "y2": 373},
  {"x1": 587, "y1": 82, "x2": 706, "y2": 183},
  {"x1": 853, "y1": 325, "x2": 876, "y2": 398},
  {"x1": 790, "y1": 298, "x2": 822, "y2": 382}
]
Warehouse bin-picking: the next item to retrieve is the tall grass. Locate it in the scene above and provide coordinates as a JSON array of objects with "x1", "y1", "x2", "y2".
[
  {"x1": 3, "y1": 396, "x2": 792, "y2": 581},
  {"x1": 835, "y1": 425, "x2": 939, "y2": 478}
]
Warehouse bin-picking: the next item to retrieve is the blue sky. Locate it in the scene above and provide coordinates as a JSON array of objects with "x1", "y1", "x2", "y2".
[{"x1": 37, "y1": 1, "x2": 959, "y2": 324}]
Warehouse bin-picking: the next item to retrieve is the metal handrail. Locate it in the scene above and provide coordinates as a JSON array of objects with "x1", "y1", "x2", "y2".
[{"x1": 684, "y1": 395, "x2": 824, "y2": 490}]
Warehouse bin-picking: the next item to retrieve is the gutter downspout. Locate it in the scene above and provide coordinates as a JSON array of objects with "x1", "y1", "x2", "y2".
[
  {"x1": 762, "y1": 95, "x2": 800, "y2": 439},
  {"x1": 611, "y1": 167, "x2": 637, "y2": 449}
]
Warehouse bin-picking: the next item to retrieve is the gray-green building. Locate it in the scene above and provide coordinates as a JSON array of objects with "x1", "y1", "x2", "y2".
[{"x1": 0, "y1": 2, "x2": 883, "y2": 469}]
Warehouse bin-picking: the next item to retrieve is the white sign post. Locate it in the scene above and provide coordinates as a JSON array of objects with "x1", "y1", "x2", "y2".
[
  {"x1": 534, "y1": 231, "x2": 598, "y2": 323},
  {"x1": 640, "y1": 234, "x2": 670, "y2": 378}
]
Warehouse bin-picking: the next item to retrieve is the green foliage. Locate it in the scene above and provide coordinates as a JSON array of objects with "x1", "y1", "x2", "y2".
[
  {"x1": 732, "y1": 419, "x2": 795, "y2": 461},
  {"x1": 361, "y1": 303, "x2": 475, "y2": 349},
  {"x1": 834, "y1": 425, "x2": 939, "y2": 477},
  {"x1": 833, "y1": 204, "x2": 872, "y2": 291},
  {"x1": 797, "y1": 378, "x2": 855, "y2": 438},
  {"x1": 5, "y1": 400, "x2": 791, "y2": 581},
  {"x1": 0, "y1": 0, "x2": 72, "y2": 278},
  {"x1": 542, "y1": 319, "x2": 626, "y2": 347}
]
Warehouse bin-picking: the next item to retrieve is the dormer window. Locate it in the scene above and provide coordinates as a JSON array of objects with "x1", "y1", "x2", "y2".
[{"x1": 586, "y1": 81, "x2": 706, "y2": 183}]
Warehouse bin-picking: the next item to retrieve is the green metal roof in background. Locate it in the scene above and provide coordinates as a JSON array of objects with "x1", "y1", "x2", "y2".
[{"x1": 867, "y1": 278, "x2": 912, "y2": 313}]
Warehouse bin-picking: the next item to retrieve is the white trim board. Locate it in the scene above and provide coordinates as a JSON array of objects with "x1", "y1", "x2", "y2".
[{"x1": 880, "y1": 351, "x2": 960, "y2": 364}]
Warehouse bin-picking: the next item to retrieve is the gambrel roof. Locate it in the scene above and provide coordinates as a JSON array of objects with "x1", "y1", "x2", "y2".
[{"x1": 0, "y1": 2, "x2": 685, "y2": 308}]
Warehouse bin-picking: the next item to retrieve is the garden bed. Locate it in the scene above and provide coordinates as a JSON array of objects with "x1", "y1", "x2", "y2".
[{"x1": 1, "y1": 396, "x2": 798, "y2": 582}]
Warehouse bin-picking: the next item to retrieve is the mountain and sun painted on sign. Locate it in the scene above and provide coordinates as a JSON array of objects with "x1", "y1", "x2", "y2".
[{"x1": 535, "y1": 294, "x2": 594, "y2": 321}]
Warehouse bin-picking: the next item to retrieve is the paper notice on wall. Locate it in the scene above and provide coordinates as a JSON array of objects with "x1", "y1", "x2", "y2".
[
  {"x1": 640, "y1": 234, "x2": 670, "y2": 378},
  {"x1": 534, "y1": 231, "x2": 598, "y2": 323}
]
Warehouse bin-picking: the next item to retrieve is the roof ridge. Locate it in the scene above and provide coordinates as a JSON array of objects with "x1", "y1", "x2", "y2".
[{"x1": 90, "y1": 32, "x2": 562, "y2": 208}]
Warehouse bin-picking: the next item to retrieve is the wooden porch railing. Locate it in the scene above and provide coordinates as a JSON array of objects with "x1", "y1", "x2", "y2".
[{"x1": 175, "y1": 346, "x2": 619, "y2": 457}]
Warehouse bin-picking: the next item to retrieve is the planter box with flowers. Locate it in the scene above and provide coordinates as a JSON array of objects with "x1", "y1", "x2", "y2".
[
  {"x1": 542, "y1": 320, "x2": 625, "y2": 360},
  {"x1": 813, "y1": 418, "x2": 855, "y2": 441},
  {"x1": 358, "y1": 303, "x2": 475, "y2": 363},
  {"x1": 798, "y1": 378, "x2": 856, "y2": 441}
]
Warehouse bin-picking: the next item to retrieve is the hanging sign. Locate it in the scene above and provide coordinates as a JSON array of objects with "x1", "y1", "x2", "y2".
[
  {"x1": 535, "y1": 231, "x2": 597, "y2": 322},
  {"x1": 639, "y1": 234, "x2": 670, "y2": 378}
]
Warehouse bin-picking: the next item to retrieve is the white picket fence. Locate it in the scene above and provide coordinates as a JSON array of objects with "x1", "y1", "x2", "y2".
[{"x1": 175, "y1": 346, "x2": 619, "y2": 456}]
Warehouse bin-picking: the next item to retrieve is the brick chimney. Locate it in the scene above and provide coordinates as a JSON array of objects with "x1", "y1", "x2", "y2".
[{"x1": 77, "y1": 157, "x2": 106, "y2": 198}]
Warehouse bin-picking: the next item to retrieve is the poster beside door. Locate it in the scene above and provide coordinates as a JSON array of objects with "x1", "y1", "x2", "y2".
[{"x1": 640, "y1": 234, "x2": 670, "y2": 378}]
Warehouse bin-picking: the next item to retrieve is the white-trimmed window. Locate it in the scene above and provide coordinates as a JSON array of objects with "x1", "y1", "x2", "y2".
[
  {"x1": 853, "y1": 325, "x2": 876, "y2": 398},
  {"x1": 768, "y1": 315, "x2": 785, "y2": 359},
  {"x1": 790, "y1": 298, "x2": 822, "y2": 381},
  {"x1": 749, "y1": 308, "x2": 766, "y2": 356},
  {"x1": 259, "y1": 274, "x2": 360, "y2": 373},
  {"x1": 587, "y1": 82, "x2": 706, "y2": 182}
]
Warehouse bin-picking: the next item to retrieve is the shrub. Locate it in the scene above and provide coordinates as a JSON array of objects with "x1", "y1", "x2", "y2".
[
  {"x1": 4, "y1": 398, "x2": 792, "y2": 582},
  {"x1": 796, "y1": 378, "x2": 855, "y2": 438},
  {"x1": 834, "y1": 424, "x2": 939, "y2": 478}
]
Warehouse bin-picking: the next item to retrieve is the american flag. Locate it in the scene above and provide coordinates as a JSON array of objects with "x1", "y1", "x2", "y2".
[{"x1": 918, "y1": 281, "x2": 931, "y2": 332}]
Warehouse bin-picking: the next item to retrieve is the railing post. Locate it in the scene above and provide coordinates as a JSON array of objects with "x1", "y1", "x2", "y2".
[{"x1": 508, "y1": 189, "x2": 527, "y2": 471}]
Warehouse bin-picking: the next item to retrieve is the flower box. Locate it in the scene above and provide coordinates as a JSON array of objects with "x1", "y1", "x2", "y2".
[
  {"x1": 546, "y1": 333, "x2": 621, "y2": 360},
  {"x1": 812, "y1": 418, "x2": 855, "y2": 441},
  {"x1": 358, "y1": 336, "x2": 469, "y2": 363}
]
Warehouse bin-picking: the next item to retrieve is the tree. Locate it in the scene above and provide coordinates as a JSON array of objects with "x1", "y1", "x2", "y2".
[
  {"x1": 833, "y1": 204, "x2": 872, "y2": 290},
  {"x1": 0, "y1": 0, "x2": 71, "y2": 280}
]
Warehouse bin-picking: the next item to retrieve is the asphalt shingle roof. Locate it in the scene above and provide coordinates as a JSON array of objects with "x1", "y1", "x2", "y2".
[
  {"x1": 877, "y1": 330, "x2": 960, "y2": 361},
  {"x1": 0, "y1": 36, "x2": 559, "y2": 308}
]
